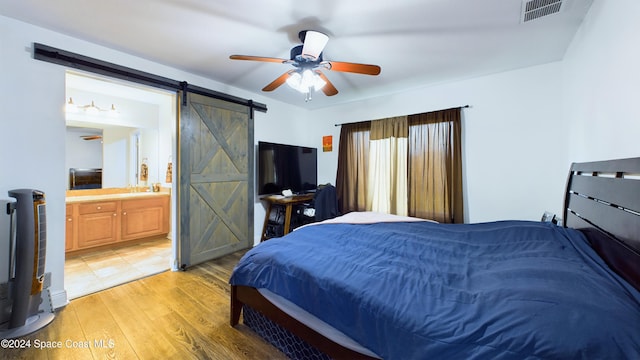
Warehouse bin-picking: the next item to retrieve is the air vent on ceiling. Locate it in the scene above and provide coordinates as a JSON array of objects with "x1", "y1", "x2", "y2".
[{"x1": 521, "y1": 0, "x2": 563, "y2": 23}]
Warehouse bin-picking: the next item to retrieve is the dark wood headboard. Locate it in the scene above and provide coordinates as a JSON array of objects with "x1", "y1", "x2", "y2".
[{"x1": 563, "y1": 157, "x2": 640, "y2": 290}]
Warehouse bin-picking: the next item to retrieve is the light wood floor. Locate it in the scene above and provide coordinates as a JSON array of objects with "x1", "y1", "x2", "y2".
[{"x1": 5, "y1": 249, "x2": 285, "y2": 360}]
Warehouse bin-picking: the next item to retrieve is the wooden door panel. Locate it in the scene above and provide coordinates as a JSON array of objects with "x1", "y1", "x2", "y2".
[
  {"x1": 191, "y1": 103, "x2": 249, "y2": 175},
  {"x1": 192, "y1": 182, "x2": 247, "y2": 242},
  {"x1": 179, "y1": 92, "x2": 253, "y2": 267}
]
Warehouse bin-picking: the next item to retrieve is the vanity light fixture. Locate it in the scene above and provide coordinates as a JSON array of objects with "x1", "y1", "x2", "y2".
[
  {"x1": 66, "y1": 97, "x2": 118, "y2": 115},
  {"x1": 65, "y1": 97, "x2": 78, "y2": 113}
]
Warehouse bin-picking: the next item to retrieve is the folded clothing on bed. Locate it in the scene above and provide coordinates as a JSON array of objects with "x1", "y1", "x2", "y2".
[{"x1": 230, "y1": 217, "x2": 640, "y2": 359}]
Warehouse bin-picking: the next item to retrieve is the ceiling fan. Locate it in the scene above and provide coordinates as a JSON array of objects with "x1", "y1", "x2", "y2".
[
  {"x1": 230, "y1": 30, "x2": 381, "y2": 101},
  {"x1": 80, "y1": 135, "x2": 102, "y2": 141}
]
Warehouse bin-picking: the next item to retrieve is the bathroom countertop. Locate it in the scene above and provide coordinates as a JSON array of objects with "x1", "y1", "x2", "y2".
[{"x1": 66, "y1": 191, "x2": 170, "y2": 203}]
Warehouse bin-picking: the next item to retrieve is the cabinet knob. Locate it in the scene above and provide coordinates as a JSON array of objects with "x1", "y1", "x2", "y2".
[
  {"x1": 123, "y1": 211, "x2": 127, "y2": 215},
  {"x1": 67, "y1": 218, "x2": 72, "y2": 222},
  {"x1": 97, "y1": 206, "x2": 102, "y2": 210},
  {"x1": 113, "y1": 213, "x2": 117, "y2": 217}
]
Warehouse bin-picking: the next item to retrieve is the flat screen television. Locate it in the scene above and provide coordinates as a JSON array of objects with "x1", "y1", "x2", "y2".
[{"x1": 257, "y1": 141, "x2": 318, "y2": 195}]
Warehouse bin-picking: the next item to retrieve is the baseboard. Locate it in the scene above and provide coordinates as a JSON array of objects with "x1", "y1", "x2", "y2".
[{"x1": 49, "y1": 289, "x2": 69, "y2": 310}]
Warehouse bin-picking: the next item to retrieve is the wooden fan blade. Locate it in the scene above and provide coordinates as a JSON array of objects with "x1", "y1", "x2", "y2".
[
  {"x1": 325, "y1": 61, "x2": 381, "y2": 75},
  {"x1": 230, "y1": 55, "x2": 289, "y2": 64},
  {"x1": 262, "y1": 71, "x2": 294, "y2": 92},
  {"x1": 80, "y1": 135, "x2": 102, "y2": 141},
  {"x1": 314, "y1": 71, "x2": 338, "y2": 96}
]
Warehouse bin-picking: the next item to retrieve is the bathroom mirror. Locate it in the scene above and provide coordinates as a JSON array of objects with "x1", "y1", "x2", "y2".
[
  {"x1": 65, "y1": 71, "x2": 174, "y2": 192},
  {"x1": 65, "y1": 125, "x2": 160, "y2": 190}
]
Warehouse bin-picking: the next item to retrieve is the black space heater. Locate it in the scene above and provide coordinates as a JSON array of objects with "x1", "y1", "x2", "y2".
[{"x1": 0, "y1": 189, "x2": 55, "y2": 338}]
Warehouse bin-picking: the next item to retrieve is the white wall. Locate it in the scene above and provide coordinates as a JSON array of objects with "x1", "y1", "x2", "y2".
[
  {"x1": 0, "y1": 17, "x2": 67, "y2": 309},
  {"x1": 139, "y1": 127, "x2": 160, "y2": 185},
  {"x1": 158, "y1": 97, "x2": 175, "y2": 186},
  {"x1": 251, "y1": 97, "x2": 309, "y2": 245},
  {"x1": 0, "y1": 15, "x2": 301, "y2": 308},
  {"x1": 310, "y1": 62, "x2": 567, "y2": 223},
  {"x1": 562, "y1": 0, "x2": 640, "y2": 162}
]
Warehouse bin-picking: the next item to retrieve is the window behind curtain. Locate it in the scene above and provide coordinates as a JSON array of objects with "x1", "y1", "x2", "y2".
[{"x1": 336, "y1": 108, "x2": 463, "y2": 223}]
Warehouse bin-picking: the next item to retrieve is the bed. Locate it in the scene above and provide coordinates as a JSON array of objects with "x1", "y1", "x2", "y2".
[{"x1": 229, "y1": 157, "x2": 640, "y2": 359}]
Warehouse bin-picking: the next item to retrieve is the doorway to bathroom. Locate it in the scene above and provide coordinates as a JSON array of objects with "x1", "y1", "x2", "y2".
[{"x1": 63, "y1": 71, "x2": 177, "y2": 299}]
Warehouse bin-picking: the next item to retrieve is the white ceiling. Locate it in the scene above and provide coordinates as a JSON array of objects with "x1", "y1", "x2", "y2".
[{"x1": 0, "y1": 0, "x2": 593, "y2": 109}]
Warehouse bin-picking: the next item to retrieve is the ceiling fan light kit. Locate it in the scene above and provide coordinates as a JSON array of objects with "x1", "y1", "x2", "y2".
[
  {"x1": 286, "y1": 69, "x2": 327, "y2": 101},
  {"x1": 230, "y1": 30, "x2": 381, "y2": 101}
]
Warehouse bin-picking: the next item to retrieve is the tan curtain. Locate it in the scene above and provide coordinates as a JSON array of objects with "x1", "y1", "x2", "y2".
[
  {"x1": 367, "y1": 116, "x2": 408, "y2": 216},
  {"x1": 336, "y1": 121, "x2": 371, "y2": 213},
  {"x1": 408, "y1": 108, "x2": 463, "y2": 223}
]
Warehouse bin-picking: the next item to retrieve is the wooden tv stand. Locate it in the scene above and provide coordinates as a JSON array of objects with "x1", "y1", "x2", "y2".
[{"x1": 260, "y1": 193, "x2": 314, "y2": 241}]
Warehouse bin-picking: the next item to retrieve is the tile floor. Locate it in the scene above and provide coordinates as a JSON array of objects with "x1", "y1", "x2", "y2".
[{"x1": 64, "y1": 237, "x2": 172, "y2": 300}]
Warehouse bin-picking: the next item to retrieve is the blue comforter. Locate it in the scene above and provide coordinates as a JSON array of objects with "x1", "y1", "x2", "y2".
[{"x1": 230, "y1": 220, "x2": 640, "y2": 359}]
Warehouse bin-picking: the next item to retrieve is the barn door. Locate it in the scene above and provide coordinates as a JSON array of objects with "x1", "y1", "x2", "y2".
[{"x1": 178, "y1": 91, "x2": 254, "y2": 268}]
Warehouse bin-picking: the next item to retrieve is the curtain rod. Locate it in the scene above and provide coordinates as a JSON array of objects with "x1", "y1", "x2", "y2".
[{"x1": 334, "y1": 105, "x2": 470, "y2": 126}]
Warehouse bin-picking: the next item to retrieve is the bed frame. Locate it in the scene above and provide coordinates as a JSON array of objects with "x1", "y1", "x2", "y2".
[
  {"x1": 563, "y1": 157, "x2": 640, "y2": 290},
  {"x1": 230, "y1": 286, "x2": 376, "y2": 359},
  {"x1": 231, "y1": 157, "x2": 640, "y2": 359}
]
